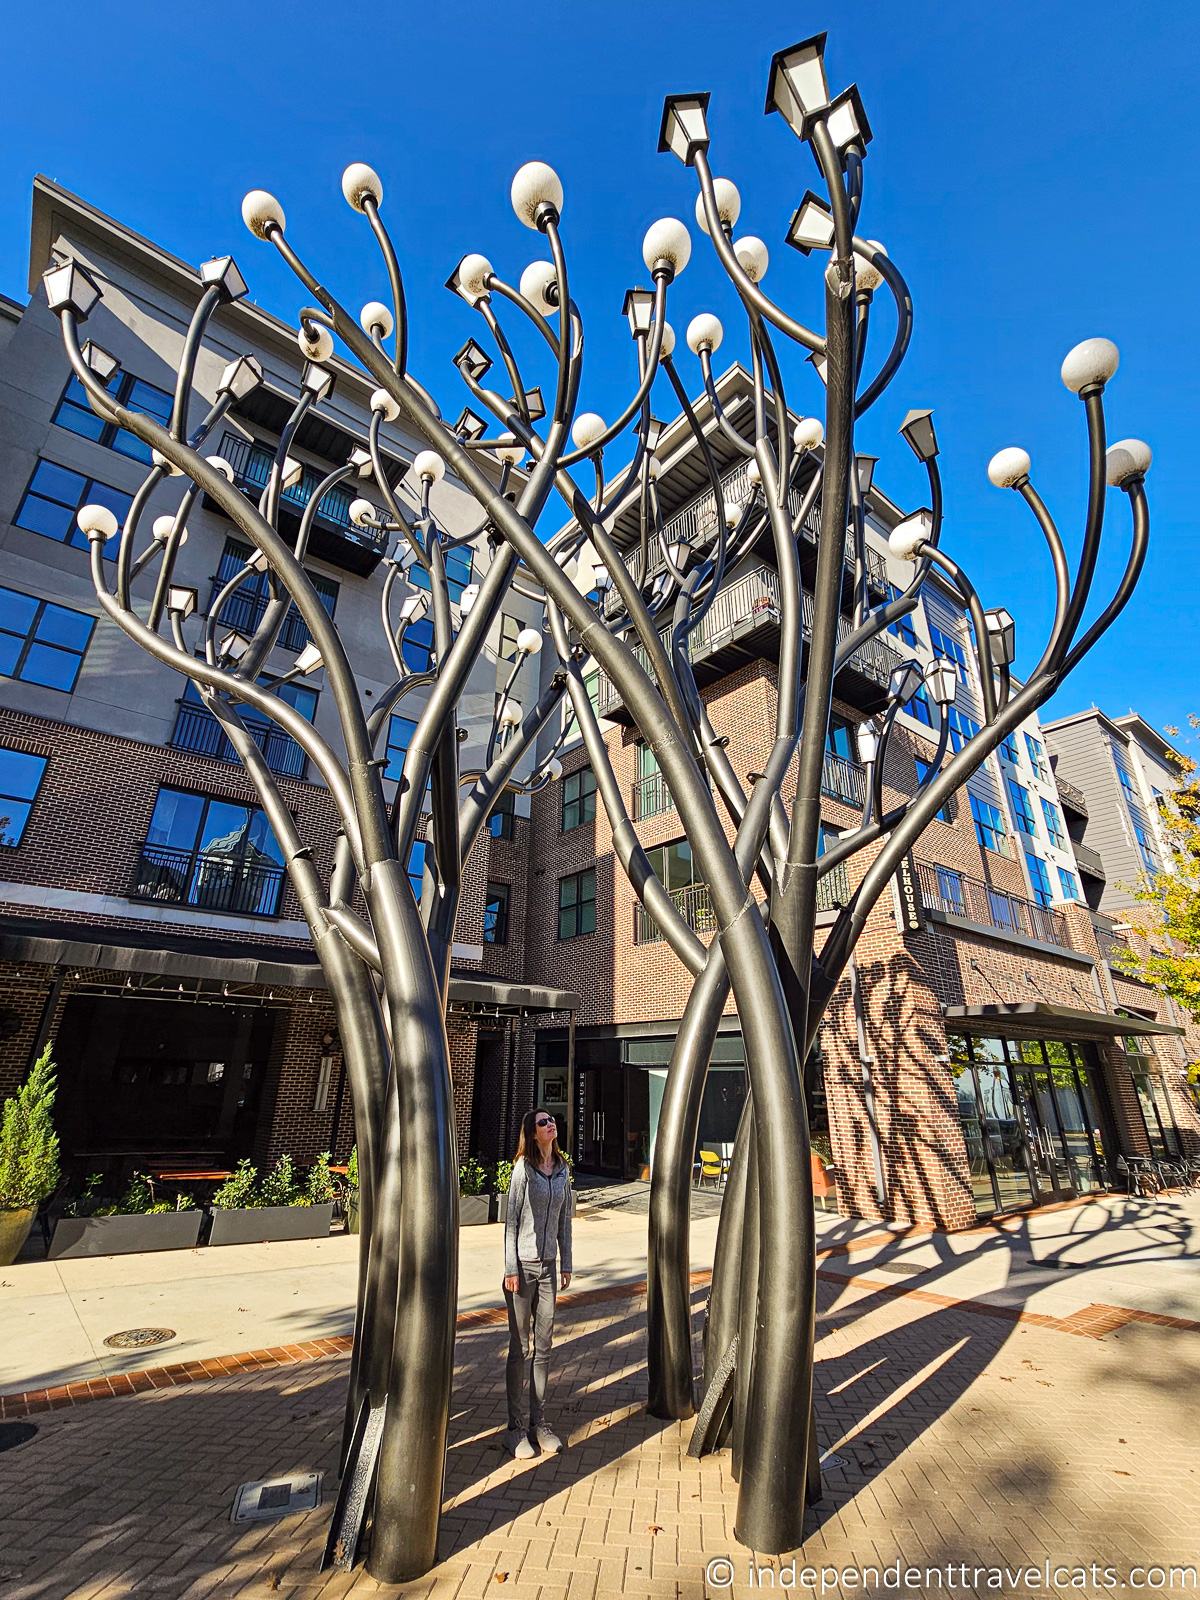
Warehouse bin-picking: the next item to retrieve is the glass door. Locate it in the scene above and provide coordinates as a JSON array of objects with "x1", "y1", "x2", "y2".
[
  {"x1": 578, "y1": 1067, "x2": 624, "y2": 1176},
  {"x1": 1013, "y1": 1068, "x2": 1072, "y2": 1201}
]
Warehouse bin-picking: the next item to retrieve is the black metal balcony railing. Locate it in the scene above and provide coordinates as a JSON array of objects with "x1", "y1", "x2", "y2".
[
  {"x1": 132, "y1": 842, "x2": 285, "y2": 918},
  {"x1": 217, "y1": 431, "x2": 388, "y2": 557},
  {"x1": 1092, "y1": 917, "x2": 1130, "y2": 963},
  {"x1": 593, "y1": 565, "x2": 904, "y2": 721},
  {"x1": 822, "y1": 751, "x2": 867, "y2": 808},
  {"x1": 915, "y1": 859, "x2": 1069, "y2": 948},
  {"x1": 171, "y1": 700, "x2": 308, "y2": 781},
  {"x1": 633, "y1": 862, "x2": 849, "y2": 945},
  {"x1": 632, "y1": 770, "x2": 674, "y2": 821},
  {"x1": 607, "y1": 459, "x2": 889, "y2": 614},
  {"x1": 204, "y1": 582, "x2": 311, "y2": 657},
  {"x1": 1072, "y1": 840, "x2": 1107, "y2": 880}
]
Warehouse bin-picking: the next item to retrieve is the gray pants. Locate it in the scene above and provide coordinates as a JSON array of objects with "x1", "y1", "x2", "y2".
[{"x1": 505, "y1": 1258, "x2": 557, "y2": 1431}]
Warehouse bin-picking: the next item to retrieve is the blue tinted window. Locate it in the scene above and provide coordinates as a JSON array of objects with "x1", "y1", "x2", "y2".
[
  {"x1": 53, "y1": 369, "x2": 172, "y2": 465},
  {"x1": 1007, "y1": 778, "x2": 1037, "y2": 835},
  {"x1": 905, "y1": 684, "x2": 934, "y2": 727},
  {"x1": 947, "y1": 707, "x2": 980, "y2": 752},
  {"x1": 0, "y1": 747, "x2": 48, "y2": 845},
  {"x1": 408, "y1": 839, "x2": 427, "y2": 900},
  {"x1": 886, "y1": 584, "x2": 917, "y2": 646},
  {"x1": 385, "y1": 714, "x2": 417, "y2": 782},
  {"x1": 929, "y1": 624, "x2": 968, "y2": 682},
  {"x1": 1058, "y1": 867, "x2": 1081, "y2": 901},
  {"x1": 970, "y1": 792, "x2": 1007, "y2": 854},
  {"x1": 1024, "y1": 732, "x2": 1048, "y2": 779},
  {"x1": 410, "y1": 542, "x2": 473, "y2": 604},
  {"x1": 15, "y1": 459, "x2": 130, "y2": 559},
  {"x1": 1025, "y1": 851, "x2": 1053, "y2": 907},
  {"x1": 138, "y1": 787, "x2": 285, "y2": 916},
  {"x1": 403, "y1": 616, "x2": 434, "y2": 673},
  {"x1": 915, "y1": 758, "x2": 952, "y2": 823},
  {"x1": 1040, "y1": 797, "x2": 1066, "y2": 849},
  {"x1": 0, "y1": 585, "x2": 94, "y2": 692}
]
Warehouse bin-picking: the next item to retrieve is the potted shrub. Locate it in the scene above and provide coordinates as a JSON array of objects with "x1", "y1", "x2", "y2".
[
  {"x1": 0, "y1": 1046, "x2": 61, "y2": 1266},
  {"x1": 207, "y1": 1155, "x2": 336, "y2": 1245},
  {"x1": 344, "y1": 1145, "x2": 359, "y2": 1235},
  {"x1": 459, "y1": 1156, "x2": 491, "y2": 1226},
  {"x1": 494, "y1": 1159, "x2": 513, "y2": 1224},
  {"x1": 49, "y1": 1171, "x2": 203, "y2": 1260}
]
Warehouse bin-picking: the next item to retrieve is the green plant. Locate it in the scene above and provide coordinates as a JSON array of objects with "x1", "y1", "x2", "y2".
[
  {"x1": 62, "y1": 1171, "x2": 195, "y2": 1217},
  {"x1": 306, "y1": 1151, "x2": 335, "y2": 1205},
  {"x1": 258, "y1": 1155, "x2": 301, "y2": 1207},
  {"x1": 211, "y1": 1159, "x2": 259, "y2": 1210},
  {"x1": 346, "y1": 1145, "x2": 358, "y2": 1194},
  {"x1": 493, "y1": 1159, "x2": 513, "y2": 1195},
  {"x1": 459, "y1": 1156, "x2": 488, "y2": 1196},
  {"x1": 0, "y1": 1044, "x2": 61, "y2": 1211}
]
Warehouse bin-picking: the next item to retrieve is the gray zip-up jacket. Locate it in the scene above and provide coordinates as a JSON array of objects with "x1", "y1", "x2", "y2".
[{"x1": 504, "y1": 1157, "x2": 573, "y2": 1277}]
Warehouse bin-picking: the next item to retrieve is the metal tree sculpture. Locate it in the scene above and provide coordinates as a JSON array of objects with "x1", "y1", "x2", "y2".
[{"x1": 48, "y1": 27, "x2": 1151, "y2": 1582}]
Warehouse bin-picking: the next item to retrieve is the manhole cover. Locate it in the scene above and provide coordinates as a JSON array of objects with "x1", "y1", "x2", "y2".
[
  {"x1": 0, "y1": 1423, "x2": 38, "y2": 1453},
  {"x1": 232, "y1": 1473, "x2": 322, "y2": 1524},
  {"x1": 871, "y1": 1260, "x2": 922, "y2": 1276},
  {"x1": 103, "y1": 1327, "x2": 176, "y2": 1351}
]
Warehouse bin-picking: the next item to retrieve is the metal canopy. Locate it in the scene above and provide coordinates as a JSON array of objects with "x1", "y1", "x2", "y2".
[
  {"x1": 0, "y1": 925, "x2": 576, "y2": 1015},
  {"x1": 942, "y1": 1000, "x2": 1183, "y2": 1042}
]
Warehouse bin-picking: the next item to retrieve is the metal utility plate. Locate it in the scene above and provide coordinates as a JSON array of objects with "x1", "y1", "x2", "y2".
[{"x1": 232, "y1": 1473, "x2": 322, "y2": 1524}]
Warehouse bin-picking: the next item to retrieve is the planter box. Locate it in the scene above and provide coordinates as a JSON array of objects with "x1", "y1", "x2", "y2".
[
  {"x1": 49, "y1": 1210, "x2": 204, "y2": 1261},
  {"x1": 497, "y1": 1193, "x2": 509, "y2": 1224},
  {"x1": 208, "y1": 1202, "x2": 334, "y2": 1246},
  {"x1": 0, "y1": 1206, "x2": 37, "y2": 1267},
  {"x1": 459, "y1": 1194, "x2": 491, "y2": 1227}
]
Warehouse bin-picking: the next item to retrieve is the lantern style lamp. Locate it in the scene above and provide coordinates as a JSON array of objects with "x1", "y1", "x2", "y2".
[
  {"x1": 658, "y1": 93, "x2": 712, "y2": 165},
  {"x1": 899, "y1": 408, "x2": 938, "y2": 463},
  {"x1": 623, "y1": 287, "x2": 655, "y2": 337},
  {"x1": 889, "y1": 659, "x2": 925, "y2": 705},
  {"x1": 826, "y1": 84, "x2": 873, "y2": 151},
  {"x1": 984, "y1": 608, "x2": 1016, "y2": 666},
  {"x1": 43, "y1": 258, "x2": 102, "y2": 320},
  {"x1": 764, "y1": 34, "x2": 830, "y2": 139},
  {"x1": 785, "y1": 191, "x2": 835, "y2": 255},
  {"x1": 199, "y1": 255, "x2": 248, "y2": 301},
  {"x1": 454, "y1": 339, "x2": 492, "y2": 382},
  {"x1": 925, "y1": 657, "x2": 958, "y2": 708}
]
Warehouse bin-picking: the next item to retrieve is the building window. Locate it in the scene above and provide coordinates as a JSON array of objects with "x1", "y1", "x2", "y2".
[
  {"x1": 904, "y1": 683, "x2": 934, "y2": 728},
  {"x1": 53, "y1": 369, "x2": 173, "y2": 464},
  {"x1": 947, "y1": 707, "x2": 981, "y2": 752},
  {"x1": 211, "y1": 538, "x2": 338, "y2": 655},
  {"x1": 484, "y1": 881, "x2": 510, "y2": 944},
  {"x1": 408, "y1": 840, "x2": 427, "y2": 900},
  {"x1": 385, "y1": 714, "x2": 416, "y2": 782},
  {"x1": 558, "y1": 867, "x2": 596, "y2": 939},
  {"x1": 1058, "y1": 866, "x2": 1082, "y2": 901},
  {"x1": 1024, "y1": 732, "x2": 1049, "y2": 780},
  {"x1": 411, "y1": 543, "x2": 473, "y2": 604},
  {"x1": 929, "y1": 623, "x2": 968, "y2": 682},
  {"x1": 970, "y1": 792, "x2": 1008, "y2": 854},
  {"x1": 1007, "y1": 778, "x2": 1037, "y2": 835},
  {"x1": 0, "y1": 587, "x2": 95, "y2": 692},
  {"x1": 1025, "y1": 851, "x2": 1053, "y2": 908},
  {"x1": 489, "y1": 787, "x2": 517, "y2": 839},
  {"x1": 561, "y1": 766, "x2": 597, "y2": 830},
  {"x1": 499, "y1": 614, "x2": 522, "y2": 661},
  {"x1": 914, "y1": 758, "x2": 952, "y2": 822},
  {"x1": 1041, "y1": 797, "x2": 1066, "y2": 849},
  {"x1": 999, "y1": 733, "x2": 1019, "y2": 763},
  {"x1": 403, "y1": 616, "x2": 434, "y2": 673},
  {"x1": 1113, "y1": 748, "x2": 1140, "y2": 808},
  {"x1": 14, "y1": 460, "x2": 132, "y2": 559},
  {"x1": 1132, "y1": 817, "x2": 1160, "y2": 872},
  {"x1": 172, "y1": 677, "x2": 316, "y2": 780},
  {"x1": 933, "y1": 864, "x2": 965, "y2": 916},
  {"x1": 886, "y1": 585, "x2": 917, "y2": 646},
  {"x1": 134, "y1": 788, "x2": 286, "y2": 917},
  {"x1": 0, "y1": 747, "x2": 49, "y2": 846}
]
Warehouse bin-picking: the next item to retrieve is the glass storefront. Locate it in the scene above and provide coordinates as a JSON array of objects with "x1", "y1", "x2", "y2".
[
  {"x1": 1123, "y1": 1037, "x2": 1182, "y2": 1158},
  {"x1": 949, "y1": 1033, "x2": 1114, "y2": 1217}
]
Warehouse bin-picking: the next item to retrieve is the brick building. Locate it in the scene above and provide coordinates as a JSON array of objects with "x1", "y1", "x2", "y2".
[{"x1": 1, "y1": 184, "x2": 1196, "y2": 1229}]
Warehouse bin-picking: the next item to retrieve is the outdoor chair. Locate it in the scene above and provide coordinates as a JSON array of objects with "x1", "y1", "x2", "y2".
[
  {"x1": 697, "y1": 1149, "x2": 725, "y2": 1189},
  {"x1": 811, "y1": 1152, "x2": 839, "y2": 1213}
]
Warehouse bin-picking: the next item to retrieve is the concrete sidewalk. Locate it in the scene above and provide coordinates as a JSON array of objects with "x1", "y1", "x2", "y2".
[{"x1": 3, "y1": 1190, "x2": 1198, "y2": 1397}]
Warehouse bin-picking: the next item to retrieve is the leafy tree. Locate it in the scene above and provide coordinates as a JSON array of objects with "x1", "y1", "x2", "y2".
[
  {"x1": 1117, "y1": 716, "x2": 1200, "y2": 1028},
  {"x1": 306, "y1": 1151, "x2": 335, "y2": 1205},
  {"x1": 0, "y1": 1045, "x2": 61, "y2": 1211}
]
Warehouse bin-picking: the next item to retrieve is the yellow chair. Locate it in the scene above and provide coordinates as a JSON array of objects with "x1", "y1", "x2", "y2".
[{"x1": 698, "y1": 1149, "x2": 725, "y2": 1189}]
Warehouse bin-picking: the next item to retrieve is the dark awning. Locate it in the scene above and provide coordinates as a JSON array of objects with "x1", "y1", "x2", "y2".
[
  {"x1": 942, "y1": 1001, "x2": 1182, "y2": 1041},
  {"x1": 0, "y1": 924, "x2": 577, "y2": 1015}
]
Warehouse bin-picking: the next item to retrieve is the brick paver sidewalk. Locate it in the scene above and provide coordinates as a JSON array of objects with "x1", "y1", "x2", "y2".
[{"x1": 0, "y1": 1270, "x2": 1197, "y2": 1600}]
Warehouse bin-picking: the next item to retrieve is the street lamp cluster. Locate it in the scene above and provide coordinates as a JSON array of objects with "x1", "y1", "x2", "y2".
[{"x1": 47, "y1": 27, "x2": 1150, "y2": 1585}]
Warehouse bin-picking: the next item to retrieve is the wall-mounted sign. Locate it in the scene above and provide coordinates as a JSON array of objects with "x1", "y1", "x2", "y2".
[{"x1": 892, "y1": 849, "x2": 925, "y2": 934}]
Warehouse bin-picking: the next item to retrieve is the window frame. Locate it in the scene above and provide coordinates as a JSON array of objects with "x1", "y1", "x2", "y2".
[
  {"x1": 1025, "y1": 850, "x2": 1053, "y2": 908},
  {"x1": 914, "y1": 758, "x2": 953, "y2": 823},
  {"x1": 886, "y1": 585, "x2": 918, "y2": 646},
  {"x1": 483, "y1": 880, "x2": 511, "y2": 945},
  {"x1": 970, "y1": 792, "x2": 1008, "y2": 854},
  {"x1": 135, "y1": 785, "x2": 287, "y2": 918},
  {"x1": 1006, "y1": 777, "x2": 1038, "y2": 836},
  {"x1": 1057, "y1": 866, "x2": 1082, "y2": 902},
  {"x1": 0, "y1": 746, "x2": 49, "y2": 847},
  {"x1": 557, "y1": 867, "x2": 597, "y2": 940},
  {"x1": 13, "y1": 459, "x2": 132, "y2": 560},
  {"x1": 1040, "y1": 796, "x2": 1066, "y2": 850},
  {"x1": 0, "y1": 586, "x2": 95, "y2": 692},
  {"x1": 52, "y1": 368, "x2": 173, "y2": 464},
  {"x1": 561, "y1": 765, "x2": 597, "y2": 831}
]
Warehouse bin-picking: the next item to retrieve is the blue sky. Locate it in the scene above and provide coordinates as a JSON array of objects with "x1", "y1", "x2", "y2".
[{"x1": 3, "y1": 1, "x2": 1196, "y2": 737}]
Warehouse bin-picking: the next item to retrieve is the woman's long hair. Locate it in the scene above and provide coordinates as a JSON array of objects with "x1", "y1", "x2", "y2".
[{"x1": 514, "y1": 1107, "x2": 566, "y2": 1170}]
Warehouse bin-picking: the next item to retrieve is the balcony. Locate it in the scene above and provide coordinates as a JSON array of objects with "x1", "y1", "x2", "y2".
[
  {"x1": 633, "y1": 862, "x2": 849, "y2": 945},
  {"x1": 916, "y1": 859, "x2": 1069, "y2": 948},
  {"x1": 1092, "y1": 917, "x2": 1130, "y2": 964},
  {"x1": 170, "y1": 700, "x2": 308, "y2": 781},
  {"x1": 132, "y1": 841, "x2": 285, "y2": 919},
  {"x1": 1072, "y1": 840, "x2": 1107, "y2": 880},
  {"x1": 203, "y1": 582, "x2": 313, "y2": 657},
  {"x1": 215, "y1": 431, "x2": 388, "y2": 575},
  {"x1": 632, "y1": 770, "x2": 674, "y2": 821},
  {"x1": 604, "y1": 460, "x2": 888, "y2": 618},
  {"x1": 822, "y1": 751, "x2": 866, "y2": 808},
  {"x1": 1055, "y1": 774, "x2": 1089, "y2": 818},
  {"x1": 593, "y1": 565, "x2": 904, "y2": 723}
]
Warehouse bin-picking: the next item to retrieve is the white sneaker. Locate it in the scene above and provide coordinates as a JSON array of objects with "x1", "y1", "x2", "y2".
[
  {"x1": 534, "y1": 1425, "x2": 563, "y2": 1455},
  {"x1": 503, "y1": 1428, "x2": 536, "y2": 1460}
]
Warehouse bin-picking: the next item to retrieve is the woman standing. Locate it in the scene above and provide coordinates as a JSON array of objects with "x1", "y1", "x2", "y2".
[{"x1": 502, "y1": 1107, "x2": 574, "y2": 1458}]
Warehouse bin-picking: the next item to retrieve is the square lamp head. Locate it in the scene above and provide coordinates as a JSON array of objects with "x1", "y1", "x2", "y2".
[
  {"x1": 199, "y1": 255, "x2": 248, "y2": 302},
  {"x1": 785, "y1": 191, "x2": 835, "y2": 255},
  {"x1": 657, "y1": 93, "x2": 712, "y2": 165},
  {"x1": 764, "y1": 34, "x2": 830, "y2": 139}
]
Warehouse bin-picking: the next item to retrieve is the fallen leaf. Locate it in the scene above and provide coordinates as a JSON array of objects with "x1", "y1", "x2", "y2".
[
  {"x1": 647, "y1": 1524, "x2": 663, "y2": 1535},
  {"x1": 495, "y1": 1572, "x2": 509, "y2": 1583}
]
